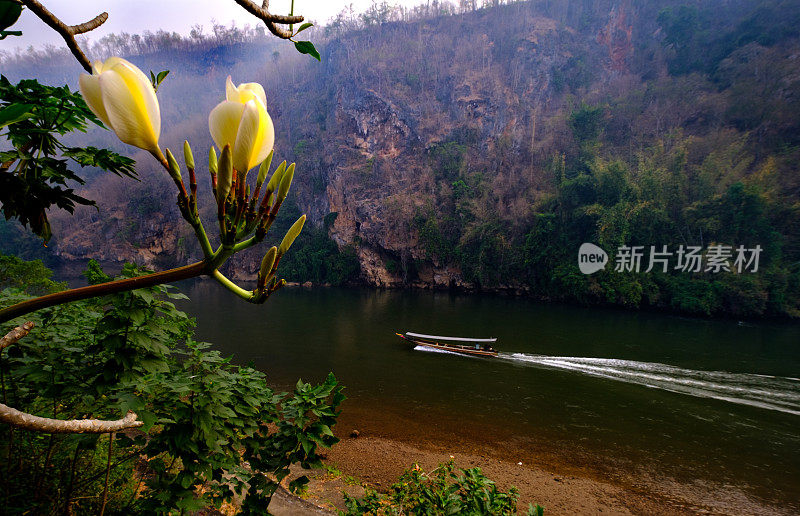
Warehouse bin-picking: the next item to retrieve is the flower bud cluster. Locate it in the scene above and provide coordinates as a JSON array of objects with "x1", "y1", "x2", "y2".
[{"x1": 78, "y1": 58, "x2": 305, "y2": 303}]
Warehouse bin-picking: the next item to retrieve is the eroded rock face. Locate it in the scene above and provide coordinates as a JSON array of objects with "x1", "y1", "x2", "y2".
[
  {"x1": 45, "y1": 8, "x2": 612, "y2": 291},
  {"x1": 55, "y1": 209, "x2": 194, "y2": 270},
  {"x1": 296, "y1": 12, "x2": 592, "y2": 290}
]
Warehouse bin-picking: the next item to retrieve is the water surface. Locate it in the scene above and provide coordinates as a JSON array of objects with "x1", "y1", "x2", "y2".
[{"x1": 179, "y1": 282, "x2": 800, "y2": 511}]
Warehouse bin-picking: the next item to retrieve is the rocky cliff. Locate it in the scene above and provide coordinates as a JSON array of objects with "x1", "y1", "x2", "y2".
[{"x1": 10, "y1": 0, "x2": 797, "y2": 313}]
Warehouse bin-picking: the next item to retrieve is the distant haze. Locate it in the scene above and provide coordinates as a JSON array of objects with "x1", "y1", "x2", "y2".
[{"x1": 7, "y1": 0, "x2": 423, "y2": 49}]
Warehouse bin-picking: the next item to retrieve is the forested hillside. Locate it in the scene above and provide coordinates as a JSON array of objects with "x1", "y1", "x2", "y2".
[{"x1": 3, "y1": 0, "x2": 799, "y2": 316}]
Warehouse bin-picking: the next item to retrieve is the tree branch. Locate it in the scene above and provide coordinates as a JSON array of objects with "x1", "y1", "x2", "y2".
[
  {"x1": 0, "y1": 261, "x2": 208, "y2": 324},
  {"x1": 20, "y1": 0, "x2": 108, "y2": 72},
  {"x1": 232, "y1": 0, "x2": 304, "y2": 39},
  {"x1": 0, "y1": 321, "x2": 34, "y2": 351},
  {"x1": 0, "y1": 327, "x2": 143, "y2": 433},
  {"x1": 0, "y1": 405, "x2": 142, "y2": 433},
  {"x1": 22, "y1": 0, "x2": 308, "y2": 72}
]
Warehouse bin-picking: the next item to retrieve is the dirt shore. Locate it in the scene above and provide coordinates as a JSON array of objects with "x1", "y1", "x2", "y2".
[{"x1": 270, "y1": 406, "x2": 790, "y2": 516}]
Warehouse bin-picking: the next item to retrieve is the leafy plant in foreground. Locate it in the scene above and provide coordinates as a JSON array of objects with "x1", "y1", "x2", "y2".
[{"x1": 0, "y1": 259, "x2": 343, "y2": 513}]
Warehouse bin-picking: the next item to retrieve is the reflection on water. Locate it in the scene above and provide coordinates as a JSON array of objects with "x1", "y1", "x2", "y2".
[{"x1": 178, "y1": 281, "x2": 800, "y2": 511}]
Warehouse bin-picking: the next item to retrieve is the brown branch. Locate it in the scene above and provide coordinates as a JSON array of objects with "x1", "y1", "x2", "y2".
[
  {"x1": 20, "y1": 0, "x2": 108, "y2": 72},
  {"x1": 0, "y1": 322, "x2": 34, "y2": 351},
  {"x1": 232, "y1": 0, "x2": 304, "y2": 39},
  {"x1": 0, "y1": 405, "x2": 142, "y2": 433},
  {"x1": 0, "y1": 261, "x2": 208, "y2": 324},
  {"x1": 0, "y1": 323, "x2": 143, "y2": 434}
]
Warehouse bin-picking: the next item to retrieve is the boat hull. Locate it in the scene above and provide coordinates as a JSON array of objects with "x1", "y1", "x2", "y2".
[
  {"x1": 396, "y1": 334, "x2": 499, "y2": 357},
  {"x1": 413, "y1": 342, "x2": 498, "y2": 357}
]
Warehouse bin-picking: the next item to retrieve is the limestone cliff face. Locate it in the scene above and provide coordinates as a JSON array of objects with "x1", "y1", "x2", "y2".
[
  {"x1": 55, "y1": 207, "x2": 194, "y2": 270},
  {"x1": 288, "y1": 9, "x2": 609, "y2": 289},
  {"x1": 323, "y1": 87, "x2": 429, "y2": 287},
  {"x1": 43, "y1": 3, "x2": 630, "y2": 288}
]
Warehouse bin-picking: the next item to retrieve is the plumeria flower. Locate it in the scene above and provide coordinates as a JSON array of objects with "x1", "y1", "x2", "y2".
[
  {"x1": 79, "y1": 57, "x2": 161, "y2": 155},
  {"x1": 208, "y1": 76, "x2": 275, "y2": 174}
]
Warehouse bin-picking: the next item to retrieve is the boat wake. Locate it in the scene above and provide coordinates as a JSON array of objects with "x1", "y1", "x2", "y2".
[{"x1": 499, "y1": 353, "x2": 800, "y2": 416}]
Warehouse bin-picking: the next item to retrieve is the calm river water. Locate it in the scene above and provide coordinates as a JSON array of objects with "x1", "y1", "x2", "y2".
[{"x1": 179, "y1": 281, "x2": 800, "y2": 512}]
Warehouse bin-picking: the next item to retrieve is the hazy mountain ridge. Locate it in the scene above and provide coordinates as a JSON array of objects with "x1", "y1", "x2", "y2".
[{"x1": 3, "y1": 0, "x2": 799, "y2": 316}]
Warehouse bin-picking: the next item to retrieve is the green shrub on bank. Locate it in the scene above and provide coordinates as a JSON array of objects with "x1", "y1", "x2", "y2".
[{"x1": 343, "y1": 459, "x2": 542, "y2": 516}]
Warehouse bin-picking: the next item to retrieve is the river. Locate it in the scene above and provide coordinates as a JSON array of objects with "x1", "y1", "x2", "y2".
[{"x1": 179, "y1": 281, "x2": 800, "y2": 512}]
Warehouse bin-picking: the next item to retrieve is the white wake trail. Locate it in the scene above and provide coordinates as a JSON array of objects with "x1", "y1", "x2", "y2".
[
  {"x1": 499, "y1": 353, "x2": 800, "y2": 416},
  {"x1": 413, "y1": 344, "x2": 464, "y2": 357}
]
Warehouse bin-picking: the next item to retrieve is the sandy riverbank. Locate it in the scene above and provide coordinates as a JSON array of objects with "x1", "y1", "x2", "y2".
[{"x1": 267, "y1": 405, "x2": 792, "y2": 516}]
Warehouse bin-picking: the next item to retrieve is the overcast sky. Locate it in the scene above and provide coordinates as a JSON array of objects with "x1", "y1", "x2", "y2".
[{"x1": 7, "y1": 0, "x2": 424, "y2": 49}]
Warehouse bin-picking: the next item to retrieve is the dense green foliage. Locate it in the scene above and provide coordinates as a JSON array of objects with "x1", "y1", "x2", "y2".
[
  {"x1": 0, "y1": 253, "x2": 64, "y2": 295},
  {"x1": 387, "y1": 1, "x2": 800, "y2": 317},
  {"x1": 343, "y1": 459, "x2": 541, "y2": 516},
  {"x1": 0, "y1": 257, "x2": 343, "y2": 513},
  {"x1": 413, "y1": 105, "x2": 800, "y2": 316},
  {"x1": 0, "y1": 77, "x2": 136, "y2": 242}
]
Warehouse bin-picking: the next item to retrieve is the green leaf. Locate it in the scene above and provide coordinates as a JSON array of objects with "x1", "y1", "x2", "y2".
[
  {"x1": 294, "y1": 22, "x2": 313, "y2": 35},
  {"x1": 149, "y1": 69, "x2": 170, "y2": 92},
  {"x1": 293, "y1": 40, "x2": 321, "y2": 61},
  {"x1": 0, "y1": 103, "x2": 33, "y2": 128},
  {"x1": 0, "y1": 0, "x2": 23, "y2": 31}
]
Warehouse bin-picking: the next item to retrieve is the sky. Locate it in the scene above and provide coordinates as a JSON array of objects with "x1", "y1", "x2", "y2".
[{"x1": 6, "y1": 0, "x2": 424, "y2": 50}]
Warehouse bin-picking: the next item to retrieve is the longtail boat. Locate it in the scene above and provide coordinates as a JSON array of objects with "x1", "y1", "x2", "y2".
[{"x1": 396, "y1": 332, "x2": 499, "y2": 358}]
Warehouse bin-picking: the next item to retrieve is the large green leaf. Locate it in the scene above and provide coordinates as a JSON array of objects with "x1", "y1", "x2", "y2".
[
  {"x1": 0, "y1": 102, "x2": 33, "y2": 128},
  {"x1": 0, "y1": 0, "x2": 22, "y2": 31}
]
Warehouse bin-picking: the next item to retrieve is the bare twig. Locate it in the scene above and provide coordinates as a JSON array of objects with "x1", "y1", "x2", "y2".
[
  {"x1": 20, "y1": 0, "x2": 107, "y2": 72},
  {"x1": 22, "y1": 0, "x2": 307, "y2": 72},
  {"x1": 232, "y1": 0, "x2": 304, "y2": 39},
  {"x1": 0, "y1": 405, "x2": 143, "y2": 433},
  {"x1": 0, "y1": 322, "x2": 34, "y2": 351}
]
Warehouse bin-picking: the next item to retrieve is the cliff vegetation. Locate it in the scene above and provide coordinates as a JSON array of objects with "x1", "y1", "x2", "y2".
[{"x1": 3, "y1": 0, "x2": 799, "y2": 316}]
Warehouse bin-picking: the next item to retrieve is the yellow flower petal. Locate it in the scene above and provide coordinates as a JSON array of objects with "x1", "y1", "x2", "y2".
[
  {"x1": 225, "y1": 75, "x2": 238, "y2": 102},
  {"x1": 114, "y1": 60, "x2": 160, "y2": 140},
  {"x1": 238, "y1": 83, "x2": 267, "y2": 108},
  {"x1": 252, "y1": 106, "x2": 274, "y2": 169},
  {"x1": 99, "y1": 56, "x2": 126, "y2": 73},
  {"x1": 78, "y1": 73, "x2": 110, "y2": 126},
  {"x1": 233, "y1": 100, "x2": 262, "y2": 172},
  {"x1": 98, "y1": 65, "x2": 160, "y2": 152},
  {"x1": 208, "y1": 101, "x2": 245, "y2": 151},
  {"x1": 213, "y1": 77, "x2": 274, "y2": 172},
  {"x1": 226, "y1": 76, "x2": 267, "y2": 107}
]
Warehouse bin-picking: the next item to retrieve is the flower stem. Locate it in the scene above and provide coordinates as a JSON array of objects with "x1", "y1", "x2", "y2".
[
  {"x1": 211, "y1": 270, "x2": 253, "y2": 301},
  {"x1": 188, "y1": 216, "x2": 214, "y2": 259}
]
